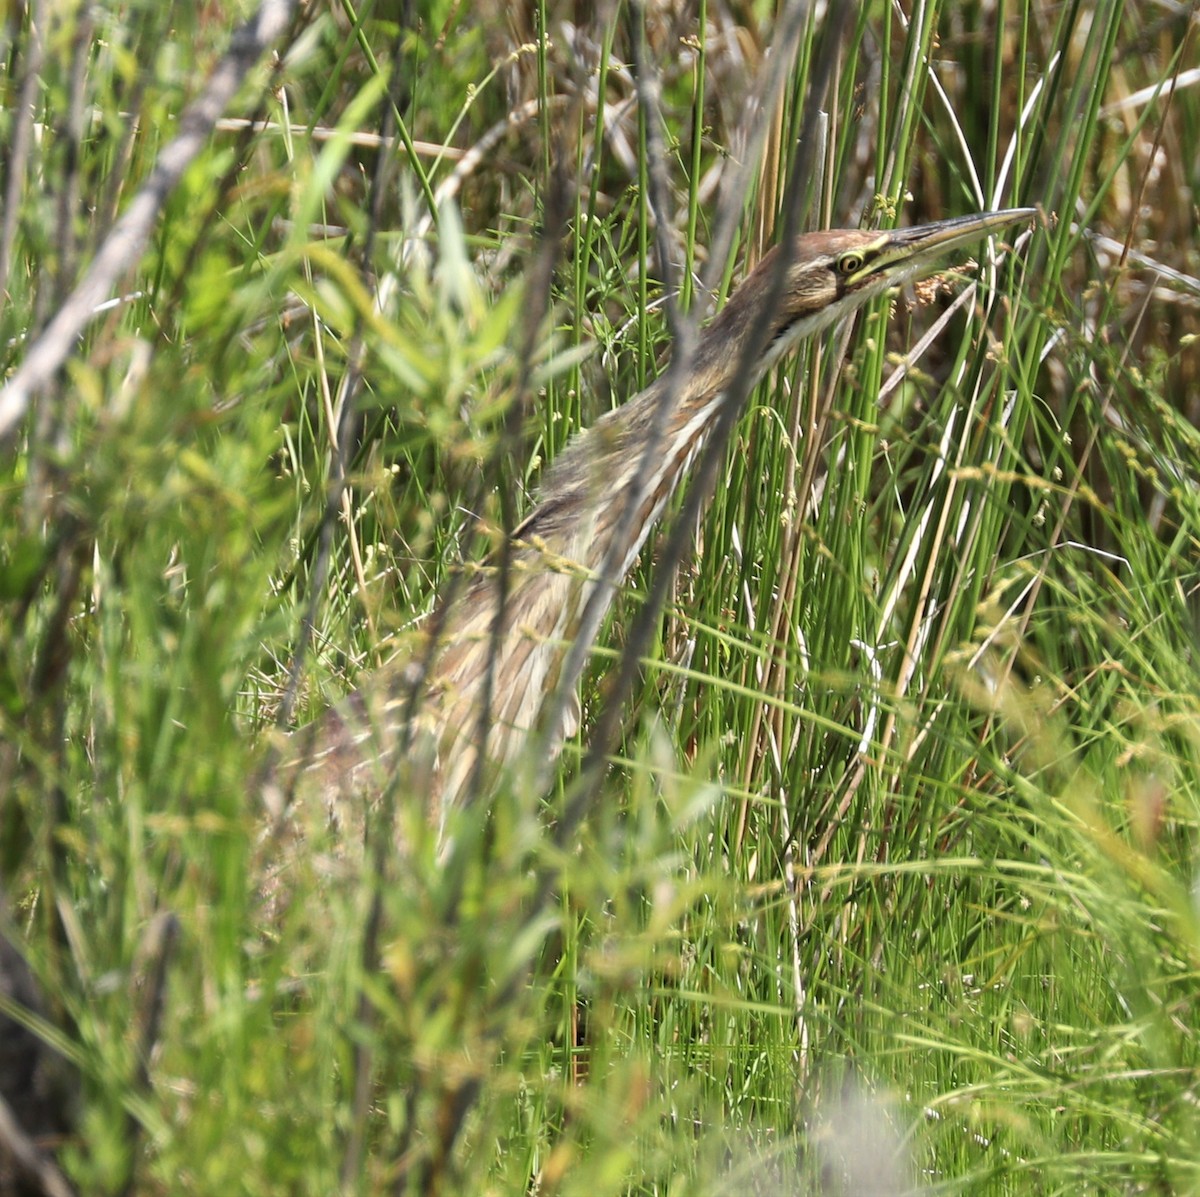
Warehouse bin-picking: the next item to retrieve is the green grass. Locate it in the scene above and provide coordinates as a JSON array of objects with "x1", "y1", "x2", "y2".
[{"x1": 3, "y1": 0, "x2": 1200, "y2": 1193}]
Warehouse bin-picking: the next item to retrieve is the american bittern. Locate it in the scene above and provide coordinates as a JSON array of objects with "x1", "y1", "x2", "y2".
[{"x1": 293, "y1": 209, "x2": 1035, "y2": 825}]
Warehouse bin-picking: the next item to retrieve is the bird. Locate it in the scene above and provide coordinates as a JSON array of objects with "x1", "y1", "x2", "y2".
[{"x1": 286, "y1": 208, "x2": 1035, "y2": 832}]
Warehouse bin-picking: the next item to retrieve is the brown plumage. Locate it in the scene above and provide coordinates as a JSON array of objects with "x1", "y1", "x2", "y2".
[{"x1": 287, "y1": 211, "x2": 1034, "y2": 829}]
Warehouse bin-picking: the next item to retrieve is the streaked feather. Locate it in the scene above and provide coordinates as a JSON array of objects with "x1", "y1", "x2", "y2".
[
  {"x1": 290, "y1": 367, "x2": 723, "y2": 822},
  {"x1": 280, "y1": 211, "x2": 1034, "y2": 828}
]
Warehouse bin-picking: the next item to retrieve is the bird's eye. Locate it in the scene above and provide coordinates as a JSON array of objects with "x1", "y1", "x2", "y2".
[{"x1": 837, "y1": 251, "x2": 865, "y2": 276}]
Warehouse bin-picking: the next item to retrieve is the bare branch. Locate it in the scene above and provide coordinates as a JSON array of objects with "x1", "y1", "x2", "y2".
[{"x1": 0, "y1": 0, "x2": 296, "y2": 444}]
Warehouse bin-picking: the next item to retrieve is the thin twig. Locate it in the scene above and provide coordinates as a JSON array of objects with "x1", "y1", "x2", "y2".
[
  {"x1": 0, "y1": 0, "x2": 297, "y2": 443},
  {"x1": 537, "y1": 0, "x2": 695, "y2": 775},
  {"x1": 561, "y1": 0, "x2": 854, "y2": 849},
  {"x1": 119, "y1": 913, "x2": 179, "y2": 1197},
  {"x1": 0, "y1": 1093, "x2": 76, "y2": 1197},
  {"x1": 0, "y1": 0, "x2": 47, "y2": 298},
  {"x1": 331, "y1": 34, "x2": 412, "y2": 1192}
]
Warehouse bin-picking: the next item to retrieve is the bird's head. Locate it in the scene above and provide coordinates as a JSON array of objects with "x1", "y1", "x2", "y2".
[{"x1": 704, "y1": 208, "x2": 1036, "y2": 380}]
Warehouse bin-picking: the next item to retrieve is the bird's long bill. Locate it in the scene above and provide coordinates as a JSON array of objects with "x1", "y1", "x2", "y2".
[
  {"x1": 752, "y1": 206, "x2": 1039, "y2": 371},
  {"x1": 883, "y1": 207, "x2": 1039, "y2": 269}
]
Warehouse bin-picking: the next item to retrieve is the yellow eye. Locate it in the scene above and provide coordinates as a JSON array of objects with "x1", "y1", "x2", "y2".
[{"x1": 837, "y1": 251, "x2": 865, "y2": 276}]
